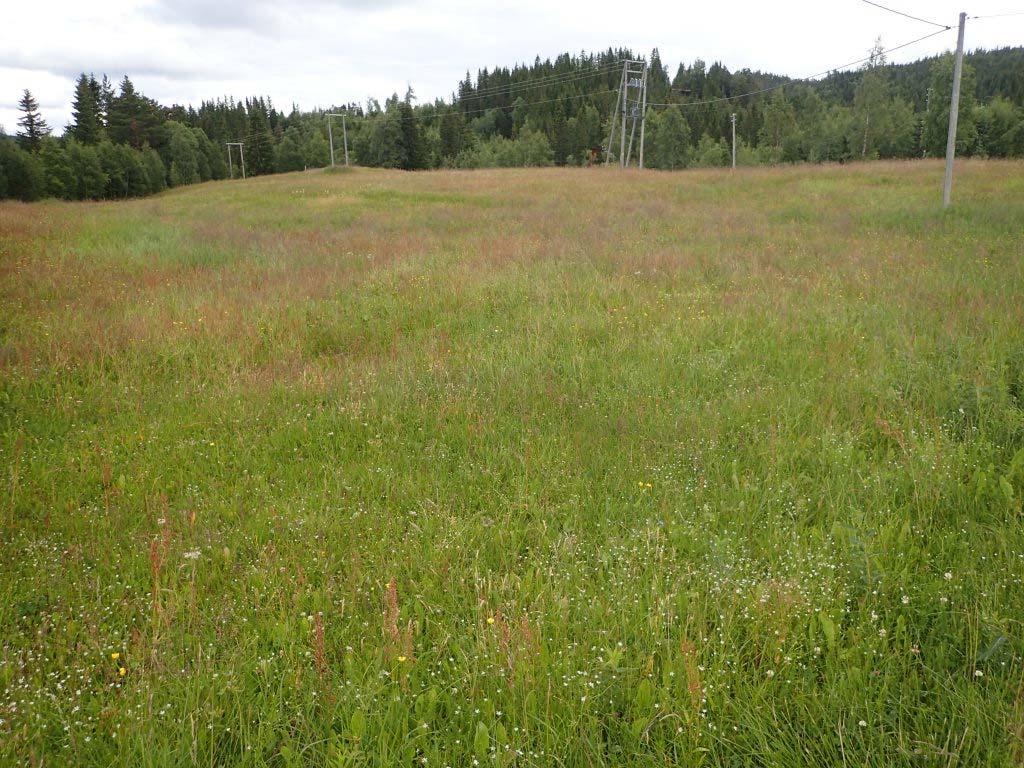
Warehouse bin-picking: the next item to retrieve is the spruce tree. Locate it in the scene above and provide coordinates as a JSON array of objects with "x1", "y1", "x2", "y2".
[
  {"x1": 99, "y1": 75, "x2": 115, "y2": 127},
  {"x1": 648, "y1": 49, "x2": 672, "y2": 106},
  {"x1": 439, "y1": 110, "x2": 467, "y2": 159},
  {"x1": 16, "y1": 90, "x2": 50, "y2": 152},
  {"x1": 397, "y1": 100, "x2": 426, "y2": 170},
  {"x1": 71, "y1": 74, "x2": 103, "y2": 144},
  {"x1": 245, "y1": 98, "x2": 275, "y2": 175},
  {"x1": 106, "y1": 77, "x2": 138, "y2": 145},
  {"x1": 551, "y1": 105, "x2": 569, "y2": 165},
  {"x1": 108, "y1": 77, "x2": 165, "y2": 149}
]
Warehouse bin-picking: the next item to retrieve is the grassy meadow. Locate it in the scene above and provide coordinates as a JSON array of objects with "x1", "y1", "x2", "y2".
[{"x1": 2, "y1": 160, "x2": 1024, "y2": 766}]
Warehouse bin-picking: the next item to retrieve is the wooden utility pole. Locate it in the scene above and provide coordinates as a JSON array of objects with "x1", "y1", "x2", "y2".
[
  {"x1": 942, "y1": 11, "x2": 966, "y2": 207},
  {"x1": 619, "y1": 70, "x2": 627, "y2": 168},
  {"x1": 327, "y1": 116, "x2": 334, "y2": 166},
  {"x1": 638, "y1": 66, "x2": 648, "y2": 169},
  {"x1": 342, "y1": 113, "x2": 349, "y2": 166},
  {"x1": 605, "y1": 67, "x2": 623, "y2": 166},
  {"x1": 226, "y1": 142, "x2": 245, "y2": 180},
  {"x1": 731, "y1": 113, "x2": 737, "y2": 169},
  {"x1": 327, "y1": 112, "x2": 350, "y2": 167}
]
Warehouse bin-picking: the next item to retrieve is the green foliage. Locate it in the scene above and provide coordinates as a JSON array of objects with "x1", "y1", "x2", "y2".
[
  {"x1": 647, "y1": 105, "x2": 690, "y2": 169},
  {"x1": 142, "y1": 148, "x2": 167, "y2": 194},
  {"x1": 354, "y1": 109, "x2": 406, "y2": 168},
  {"x1": 439, "y1": 110, "x2": 468, "y2": 160},
  {"x1": 304, "y1": 130, "x2": 330, "y2": 168},
  {"x1": 67, "y1": 139, "x2": 107, "y2": 199},
  {"x1": 97, "y1": 140, "x2": 128, "y2": 197},
  {"x1": 551, "y1": 105, "x2": 570, "y2": 165},
  {"x1": 0, "y1": 137, "x2": 45, "y2": 199},
  {"x1": 152, "y1": 122, "x2": 222, "y2": 187},
  {"x1": 565, "y1": 104, "x2": 602, "y2": 165},
  {"x1": 976, "y1": 97, "x2": 1022, "y2": 157},
  {"x1": 164, "y1": 121, "x2": 200, "y2": 187},
  {"x1": 397, "y1": 100, "x2": 427, "y2": 170},
  {"x1": 191, "y1": 127, "x2": 225, "y2": 181},
  {"x1": 274, "y1": 127, "x2": 307, "y2": 173},
  {"x1": 923, "y1": 55, "x2": 978, "y2": 157},
  {"x1": 39, "y1": 138, "x2": 74, "y2": 199},
  {"x1": 96, "y1": 141, "x2": 150, "y2": 198},
  {"x1": 759, "y1": 90, "x2": 799, "y2": 159},
  {"x1": 693, "y1": 134, "x2": 729, "y2": 167},
  {"x1": 455, "y1": 127, "x2": 553, "y2": 167}
]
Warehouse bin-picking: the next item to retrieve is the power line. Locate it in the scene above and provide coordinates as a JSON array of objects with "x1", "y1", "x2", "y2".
[
  {"x1": 225, "y1": 85, "x2": 622, "y2": 142},
  {"x1": 293, "y1": 66, "x2": 623, "y2": 136},
  {"x1": 456, "y1": 60, "x2": 624, "y2": 100},
  {"x1": 360, "y1": 87, "x2": 621, "y2": 128},
  {"x1": 646, "y1": 27, "x2": 952, "y2": 109},
  {"x1": 309, "y1": 61, "x2": 625, "y2": 125},
  {"x1": 971, "y1": 9, "x2": 1024, "y2": 17},
  {"x1": 224, "y1": 27, "x2": 948, "y2": 141},
  {"x1": 428, "y1": 88, "x2": 618, "y2": 122},
  {"x1": 222, "y1": 25, "x2": 958, "y2": 146},
  {"x1": 856, "y1": 0, "x2": 950, "y2": 29},
  {"x1": 460, "y1": 60, "x2": 623, "y2": 95}
]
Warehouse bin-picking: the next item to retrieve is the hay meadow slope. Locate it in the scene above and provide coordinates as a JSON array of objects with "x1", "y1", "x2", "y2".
[{"x1": 2, "y1": 161, "x2": 1024, "y2": 766}]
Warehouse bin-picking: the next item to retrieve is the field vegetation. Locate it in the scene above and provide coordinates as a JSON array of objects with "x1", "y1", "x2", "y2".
[{"x1": 2, "y1": 160, "x2": 1024, "y2": 766}]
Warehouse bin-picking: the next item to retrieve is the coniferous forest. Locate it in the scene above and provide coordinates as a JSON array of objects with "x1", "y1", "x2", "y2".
[{"x1": 2, "y1": 45, "x2": 1023, "y2": 201}]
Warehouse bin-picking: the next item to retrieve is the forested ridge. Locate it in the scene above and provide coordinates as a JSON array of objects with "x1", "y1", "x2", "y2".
[{"x1": 2, "y1": 44, "x2": 1023, "y2": 201}]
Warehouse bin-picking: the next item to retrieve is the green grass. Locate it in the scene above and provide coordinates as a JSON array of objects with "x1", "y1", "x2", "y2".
[{"x1": 2, "y1": 160, "x2": 1023, "y2": 766}]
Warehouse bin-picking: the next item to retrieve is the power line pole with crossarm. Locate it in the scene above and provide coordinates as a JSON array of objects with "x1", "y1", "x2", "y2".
[
  {"x1": 327, "y1": 113, "x2": 350, "y2": 167},
  {"x1": 942, "y1": 11, "x2": 966, "y2": 207},
  {"x1": 226, "y1": 142, "x2": 245, "y2": 180}
]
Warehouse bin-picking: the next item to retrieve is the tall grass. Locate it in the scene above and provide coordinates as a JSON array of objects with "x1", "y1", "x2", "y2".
[{"x1": 1, "y1": 160, "x2": 1023, "y2": 766}]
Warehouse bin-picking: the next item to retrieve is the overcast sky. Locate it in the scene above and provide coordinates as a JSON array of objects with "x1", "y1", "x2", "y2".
[{"x1": 1, "y1": 0, "x2": 1022, "y2": 133}]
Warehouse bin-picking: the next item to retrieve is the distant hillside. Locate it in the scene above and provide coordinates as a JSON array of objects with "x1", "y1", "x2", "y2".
[
  {"x1": 2, "y1": 45, "x2": 1023, "y2": 202},
  {"x1": 819, "y1": 46, "x2": 1024, "y2": 109}
]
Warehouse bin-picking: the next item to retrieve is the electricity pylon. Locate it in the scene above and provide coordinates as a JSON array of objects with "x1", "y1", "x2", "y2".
[{"x1": 605, "y1": 60, "x2": 648, "y2": 168}]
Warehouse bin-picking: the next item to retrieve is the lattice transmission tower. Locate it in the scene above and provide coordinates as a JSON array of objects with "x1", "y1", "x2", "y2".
[{"x1": 605, "y1": 60, "x2": 648, "y2": 168}]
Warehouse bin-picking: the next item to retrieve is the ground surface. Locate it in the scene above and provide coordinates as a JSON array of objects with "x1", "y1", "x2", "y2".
[{"x1": 1, "y1": 161, "x2": 1024, "y2": 767}]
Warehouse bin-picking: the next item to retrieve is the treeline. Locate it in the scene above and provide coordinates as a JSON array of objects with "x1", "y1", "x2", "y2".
[
  {"x1": 2, "y1": 44, "x2": 1024, "y2": 201},
  {"x1": 0, "y1": 74, "x2": 331, "y2": 201},
  {"x1": 309, "y1": 44, "x2": 1024, "y2": 171},
  {"x1": 419, "y1": 44, "x2": 1024, "y2": 170}
]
